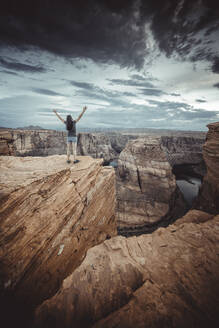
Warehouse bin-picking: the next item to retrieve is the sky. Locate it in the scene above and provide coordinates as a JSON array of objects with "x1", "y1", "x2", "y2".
[{"x1": 0, "y1": 0, "x2": 219, "y2": 131}]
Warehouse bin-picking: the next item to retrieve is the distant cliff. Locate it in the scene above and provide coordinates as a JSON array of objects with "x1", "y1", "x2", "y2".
[
  {"x1": 0, "y1": 155, "x2": 116, "y2": 326},
  {"x1": 0, "y1": 129, "x2": 206, "y2": 168},
  {"x1": 0, "y1": 129, "x2": 66, "y2": 156}
]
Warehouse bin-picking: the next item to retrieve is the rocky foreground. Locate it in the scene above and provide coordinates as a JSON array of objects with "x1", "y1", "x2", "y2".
[
  {"x1": 0, "y1": 155, "x2": 116, "y2": 319},
  {"x1": 1, "y1": 123, "x2": 218, "y2": 328},
  {"x1": 34, "y1": 210, "x2": 219, "y2": 328}
]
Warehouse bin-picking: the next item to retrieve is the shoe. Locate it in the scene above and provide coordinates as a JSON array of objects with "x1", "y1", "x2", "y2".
[
  {"x1": 74, "y1": 160, "x2": 79, "y2": 164},
  {"x1": 67, "y1": 160, "x2": 71, "y2": 164}
]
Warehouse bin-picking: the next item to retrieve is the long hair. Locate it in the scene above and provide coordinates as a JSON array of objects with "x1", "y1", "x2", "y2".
[{"x1": 66, "y1": 115, "x2": 73, "y2": 130}]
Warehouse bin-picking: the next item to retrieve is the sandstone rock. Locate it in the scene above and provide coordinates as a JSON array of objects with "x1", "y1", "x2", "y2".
[
  {"x1": 0, "y1": 129, "x2": 16, "y2": 155},
  {"x1": 34, "y1": 210, "x2": 219, "y2": 328},
  {"x1": 0, "y1": 129, "x2": 67, "y2": 156},
  {"x1": 194, "y1": 122, "x2": 219, "y2": 213},
  {"x1": 116, "y1": 138, "x2": 187, "y2": 233},
  {"x1": 0, "y1": 155, "x2": 116, "y2": 308},
  {"x1": 77, "y1": 133, "x2": 117, "y2": 164},
  {"x1": 161, "y1": 136, "x2": 205, "y2": 166}
]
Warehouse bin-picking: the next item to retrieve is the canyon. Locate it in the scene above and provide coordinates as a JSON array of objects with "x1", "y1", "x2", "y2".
[
  {"x1": 0, "y1": 123, "x2": 218, "y2": 327},
  {"x1": 0, "y1": 127, "x2": 206, "y2": 234}
]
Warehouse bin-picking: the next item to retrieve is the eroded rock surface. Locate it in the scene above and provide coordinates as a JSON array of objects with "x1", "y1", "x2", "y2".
[
  {"x1": 195, "y1": 122, "x2": 219, "y2": 213},
  {"x1": 77, "y1": 133, "x2": 117, "y2": 164},
  {"x1": 0, "y1": 129, "x2": 66, "y2": 156},
  {"x1": 34, "y1": 210, "x2": 219, "y2": 328},
  {"x1": 0, "y1": 155, "x2": 116, "y2": 308},
  {"x1": 117, "y1": 138, "x2": 187, "y2": 234}
]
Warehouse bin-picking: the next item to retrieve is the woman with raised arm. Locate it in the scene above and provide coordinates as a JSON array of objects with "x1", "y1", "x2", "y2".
[{"x1": 53, "y1": 106, "x2": 87, "y2": 163}]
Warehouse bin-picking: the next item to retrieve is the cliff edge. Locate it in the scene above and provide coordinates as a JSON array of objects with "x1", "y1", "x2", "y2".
[
  {"x1": 195, "y1": 122, "x2": 219, "y2": 213},
  {"x1": 0, "y1": 155, "x2": 116, "y2": 325}
]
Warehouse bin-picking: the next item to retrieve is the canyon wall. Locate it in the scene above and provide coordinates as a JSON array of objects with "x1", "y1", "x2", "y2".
[
  {"x1": 0, "y1": 129, "x2": 66, "y2": 156},
  {"x1": 0, "y1": 129, "x2": 206, "y2": 168},
  {"x1": 77, "y1": 133, "x2": 117, "y2": 164},
  {"x1": 34, "y1": 210, "x2": 219, "y2": 328},
  {"x1": 117, "y1": 138, "x2": 187, "y2": 235},
  {"x1": 0, "y1": 155, "x2": 116, "y2": 320},
  {"x1": 161, "y1": 136, "x2": 206, "y2": 177},
  {"x1": 194, "y1": 122, "x2": 219, "y2": 213}
]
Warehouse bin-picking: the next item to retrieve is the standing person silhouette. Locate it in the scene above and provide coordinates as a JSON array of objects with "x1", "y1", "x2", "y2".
[{"x1": 53, "y1": 106, "x2": 87, "y2": 163}]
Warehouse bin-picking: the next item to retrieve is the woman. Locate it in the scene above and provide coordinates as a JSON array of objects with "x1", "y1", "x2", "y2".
[{"x1": 53, "y1": 106, "x2": 87, "y2": 163}]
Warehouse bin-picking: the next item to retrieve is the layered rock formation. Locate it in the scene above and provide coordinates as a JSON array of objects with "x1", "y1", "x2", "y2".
[
  {"x1": 0, "y1": 128, "x2": 66, "y2": 156},
  {"x1": 34, "y1": 210, "x2": 219, "y2": 328},
  {"x1": 0, "y1": 155, "x2": 116, "y2": 311},
  {"x1": 161, "y1": 136, "x2": 206, "y2": 177},
  {"x1": 1, "y1": 128, "x2": 206, "y2": 168},
  {"x1": 194, "y1": 122, "x2": 219, "y2": 213},
  {"x1": 117, "y1": 138, "x2": 187, "y2": 234},
  {"x1": 77, "y1": 133, "x2": 117, "y2": 164}
]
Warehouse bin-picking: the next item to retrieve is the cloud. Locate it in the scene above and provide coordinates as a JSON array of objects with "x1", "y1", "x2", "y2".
[
  {"x1": 0, "y1": 1, "x2": 217, "y2": 70},
  {"x1": 70, "y1": 81, "x2": 97, "y2": 91},
  {"x1": 0, "y1": 57, "x2": 47, "y2": 73},
  {"x1": 32, "y1": 88, "x2": 65, "y2": 96},
  {"x1": 196, "y1": 99, "x2": 207, "y2": 103},
  {"x1": 139, "y1": 88, "x2": 166, "y2": 96},
  {"x1": 0, "y1": 69, "x2": 19, "y2": 76},
  {"x1": 212, "y1": 57, "x2": 219, "y2": 73},
  {"x1": 0, "y1": 1, "x2": 146, "y2": 69},
  {"x1": 170, "y1": 93, "x2": 181, "y2": 97},
  {"x1": 108, "y1": 78, "x2": 155, "y2": 88}
]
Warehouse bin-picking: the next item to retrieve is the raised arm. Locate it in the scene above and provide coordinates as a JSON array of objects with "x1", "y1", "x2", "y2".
[
  {"x1": 53, "y1": 110, "x2": 65, "y2": 124},
  {"x1": 76, "y1": 106, "x2": 87, "y2": 123}
]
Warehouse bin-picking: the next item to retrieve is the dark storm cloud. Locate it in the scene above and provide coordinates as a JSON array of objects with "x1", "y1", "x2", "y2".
[
  {"x1": 214, "y1": 82, "x2": 219, "y2": 88},
  {"x1": 0, "y1": 57, "x2": 46, "y2": 73},
  {"x1": 139, "y1": 0, "x2": 219, "y2": 71},
  {"x1": 0, "y1": 1, "x2": 218, "y2": 70},
  {"x1": 0, "y1": 0, "x2": 146, "y2": 69},
  {"x1": 32, "y1": 88, "x2": 65, "y2": 96},
  {"x1": 196, "y1": 99, "x2": 207, "y2": 103}
]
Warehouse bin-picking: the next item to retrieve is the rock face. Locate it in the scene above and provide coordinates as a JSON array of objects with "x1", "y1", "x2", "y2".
[
  {"x1": 161, "y1": 136, "x2": 206, "y2": 177},
  {"x1": 117, "y1": 138, "x2": 187, "y2": 234},
  {"x1": 34, "y1": 210, "x2": 219, "y2": 328},
  {"x1": 0, "y1": 155, "x2": 116, "y2": 309},
  {"x1": 0, "y1": 128, "x2": 66, "y2": 156},
  {"x1": 194, "y1": 122, "x2": 219, "y2": 213},
  {"x1": 77, "y1": 133, "x2": 117, "y2": 164}
]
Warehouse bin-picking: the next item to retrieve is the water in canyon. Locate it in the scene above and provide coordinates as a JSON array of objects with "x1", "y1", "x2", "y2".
[{"x1": 176, "y1": 176, "x2": 202, "y2": 207}]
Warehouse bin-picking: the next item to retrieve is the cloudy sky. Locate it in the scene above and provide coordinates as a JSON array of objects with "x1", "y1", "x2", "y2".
[{"x1": 0, "y1": 0, "x2": 219, "y2": 131}]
